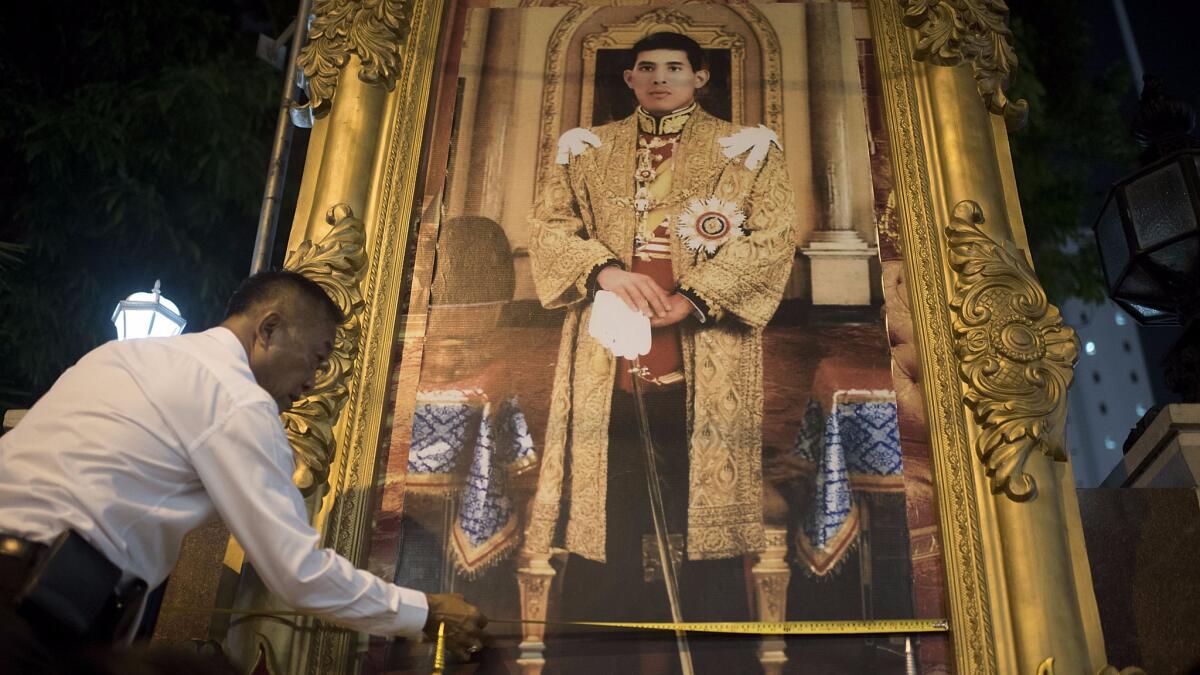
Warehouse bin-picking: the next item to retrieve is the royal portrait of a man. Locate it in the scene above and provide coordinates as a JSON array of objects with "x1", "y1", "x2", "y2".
[
  {"x1": 373, "y1": 4, "x2": 940, "y2": 672},
  {"x1": 522, "y1": 30, "x2": 797, "y2": 622}
]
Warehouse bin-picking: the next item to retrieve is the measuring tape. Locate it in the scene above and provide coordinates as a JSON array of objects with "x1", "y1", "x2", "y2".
[
  {"x1": 492, "y1": 617, "x2": 948, "y2": 635},
  {"x1": 160, "y1": 607, "x2": 947, "y2": 636}
]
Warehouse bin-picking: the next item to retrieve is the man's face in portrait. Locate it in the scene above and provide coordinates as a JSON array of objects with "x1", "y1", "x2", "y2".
[{"x1": 624, "y1": 48, "x2": 710, "y2": 115}]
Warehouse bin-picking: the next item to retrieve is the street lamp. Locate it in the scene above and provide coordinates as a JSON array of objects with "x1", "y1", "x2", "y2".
[
  {"x1": 1094, "y1": 75, "x2": 1200, "y2": 402},
  {"x1": 111, "y1": 279, "x2": 186, "y2": 340},
  {"x1": 1093, "y1": 148, "x2": 1200, "y2": 325}
]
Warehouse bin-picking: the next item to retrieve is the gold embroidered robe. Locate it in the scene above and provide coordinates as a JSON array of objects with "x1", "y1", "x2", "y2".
[{"x1": 524, "y1": 108, "x2": 797, "y2": 561}]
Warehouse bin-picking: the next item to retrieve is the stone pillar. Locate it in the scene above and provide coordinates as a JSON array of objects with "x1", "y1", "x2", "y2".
[
  {"x1": 445, "y1": 9, "x2": 491, "y2": 217},
  {"x1": 802, "y1": 1, "x2": 877, "y2": 306},
  {"x1": 463, "y1": 9, "x2": 521, "y2": 222}
]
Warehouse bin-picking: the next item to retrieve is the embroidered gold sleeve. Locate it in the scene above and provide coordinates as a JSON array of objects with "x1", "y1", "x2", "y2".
[
  {"x1": 528, "y1": 161, "x2": 618, "y2": 310},
  {"x1": 678, "y1": 145, "x2": 797, "y2": 328}
]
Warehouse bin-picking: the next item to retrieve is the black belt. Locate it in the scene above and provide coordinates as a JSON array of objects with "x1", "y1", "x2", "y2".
[{"x1": 0, "y1": 531, "x2": 147, "y2": 644}]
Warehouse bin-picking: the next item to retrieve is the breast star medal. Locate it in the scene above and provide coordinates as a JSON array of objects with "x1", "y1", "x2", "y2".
[{"x1": 677, "y1": 197, "x2": 747, "y2": 256}]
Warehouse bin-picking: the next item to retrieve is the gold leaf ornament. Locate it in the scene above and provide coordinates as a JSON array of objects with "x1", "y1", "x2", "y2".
[
  {"x1": 281, "y1": 204, "x2": 368, "y2": 494},
  {"x1": 901, "y1": 0, "x2": 1029, "y2": 129},
  {"x1": 947, "y1": 201, "x2": 1078, "y2": 502},
  {"x1": 297, "y1": 0, "x2": 413, "y2": 116}
]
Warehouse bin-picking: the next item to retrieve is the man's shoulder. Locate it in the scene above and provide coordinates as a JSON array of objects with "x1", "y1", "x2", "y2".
[{"x1": 148, "y1": 329, "x2": 272, "y2": 408}]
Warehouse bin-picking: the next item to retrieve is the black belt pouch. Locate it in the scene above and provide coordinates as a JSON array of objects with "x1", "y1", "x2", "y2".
[{"x1": 16, "y1": 530, "x2": 121, "y2": 637}]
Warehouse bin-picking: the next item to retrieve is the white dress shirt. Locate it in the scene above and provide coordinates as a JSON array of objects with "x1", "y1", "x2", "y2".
[{"x1": 0, "y1": 327, "x2": 428, "y2": 638}]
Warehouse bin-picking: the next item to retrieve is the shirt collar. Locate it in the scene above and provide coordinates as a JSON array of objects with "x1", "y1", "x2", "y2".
[
  {"x1": 209, "y1": 326, "x2": 251, "y2": 366},
  {"x1": 636, "y1": 102, "x2": 697, "y2": 135}
]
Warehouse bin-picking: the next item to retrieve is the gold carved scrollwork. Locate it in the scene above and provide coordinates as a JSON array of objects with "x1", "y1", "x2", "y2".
[
  {"x1": 900, "y1": 0, "x2": 1029, "y2": 129},
  {"x1": 282, "y1": 204, "x2": 367, "y2": 494},
  {"x1": 297, "y1": 0, "x2": 413, "y2": 116},
  {"x1": 946, "y1": 200, "x2": 1077, "y2": 502},
  {"x1": 1037, "y1": 657, "x2": 1148, "y2": 675}
]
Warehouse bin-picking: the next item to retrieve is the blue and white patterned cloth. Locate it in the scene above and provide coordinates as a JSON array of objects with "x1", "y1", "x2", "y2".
[
  {"x1": 791, "y1": 389, "x2": 903, "y2": 575},
  {"x1": 408, "y1": 389, "x2": 537, "y2": 575}
]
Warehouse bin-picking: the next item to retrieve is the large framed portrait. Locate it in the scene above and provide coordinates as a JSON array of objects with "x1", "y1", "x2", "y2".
[{"x1": 253, "y1": 1, "x2": 1110, "y2": 674}]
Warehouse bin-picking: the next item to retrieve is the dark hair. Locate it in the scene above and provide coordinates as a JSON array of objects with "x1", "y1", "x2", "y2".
[
  {"x1": 225, "y1": 270, "x2": 343, "y2": 325},
  {"x1": 630, "y1": 32, "x2": 706, "y2": 72}
]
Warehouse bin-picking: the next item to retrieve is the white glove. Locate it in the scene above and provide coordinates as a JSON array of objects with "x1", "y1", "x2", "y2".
[{"x1": 588, "y1": 290, "x2": 651, "y2": 359}]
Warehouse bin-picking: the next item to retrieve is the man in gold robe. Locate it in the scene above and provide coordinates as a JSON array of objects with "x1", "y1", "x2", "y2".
[{"x1": 523, "y1": 32, "x2": 796, "y2": 625}]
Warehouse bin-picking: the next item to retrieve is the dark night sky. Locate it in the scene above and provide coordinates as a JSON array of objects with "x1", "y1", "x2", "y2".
[{"x1": 1085, "y1": 0, "x2": 1200, "y2": 102}]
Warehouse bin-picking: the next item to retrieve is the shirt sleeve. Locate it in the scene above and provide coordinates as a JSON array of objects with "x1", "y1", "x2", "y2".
[{"x1": 189, "y1": 401, "x2": 428, "y2": 638}]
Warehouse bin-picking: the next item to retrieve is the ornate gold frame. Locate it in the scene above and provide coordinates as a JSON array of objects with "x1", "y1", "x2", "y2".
[{"x1": 225, "y1": 1, "x2": 1143, "y2": 673}]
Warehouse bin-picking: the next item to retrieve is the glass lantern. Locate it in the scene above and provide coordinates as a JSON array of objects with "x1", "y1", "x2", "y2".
[
  {"x1": 111, "y1": 279, "x2": 187, "y2": 340},
  {"x1": 1094, "y1": 148, "x2": 1200, "y2": 325}
]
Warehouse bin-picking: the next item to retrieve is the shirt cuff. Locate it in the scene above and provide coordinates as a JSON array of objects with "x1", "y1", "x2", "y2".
[
  {"x1": 676, "y1": 286, "x2": 712, "y2": 323},
  {"x1": 586, "y1": 259, "x2": 624, "y2": 300},
  {"x1": 394, "y1": 587, "x2": 430, "y2": 640}
]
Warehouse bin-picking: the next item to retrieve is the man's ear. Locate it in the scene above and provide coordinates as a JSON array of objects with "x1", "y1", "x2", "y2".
[
  {"x1": 255, "y1": 311, "x2": 284, "y2": 348},
  {"x1": 623, "y1": 69, "x2": 635, "y2": 90},
  {"x1": 693, "y1": 69, "x2": 710, "y2": 89}
]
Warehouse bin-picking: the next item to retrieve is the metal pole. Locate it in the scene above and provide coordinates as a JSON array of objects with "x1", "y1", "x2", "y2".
[
  {"x1": 250, "y1": 0, "x2": 312, "y2": 274},
  {"x1": 1111, "y1": 0, "x2": 1146, "y2": 93},
  {"x1": 630, "y1": 371, "x2": 695, "y2": 675}
]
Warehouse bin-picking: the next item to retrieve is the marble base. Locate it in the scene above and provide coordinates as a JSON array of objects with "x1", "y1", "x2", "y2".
[
  {"x1": 1102, "y1": 403, "x2": 1200, "y2": 487},
  {"x1": 802, "y1": 230, "x2": 877, "y2": 306}
]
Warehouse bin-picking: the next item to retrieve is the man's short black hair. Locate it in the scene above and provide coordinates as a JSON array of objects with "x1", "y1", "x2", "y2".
[
  {"x1": 225, "y1": 270, "x2": 344, "y2": 325},
  {"x1": 630, "y1": 32, "x2": 706, "y2": 72}
]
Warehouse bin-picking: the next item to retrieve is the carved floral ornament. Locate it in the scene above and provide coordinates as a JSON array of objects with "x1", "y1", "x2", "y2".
[
  {"x1": 946, "y1": 201, "x2": 1077, "y2": 502},
  {"x1": 297, "y1": 0, "x2": 413, "y2": 116},
  {"x1": 282, "y1": 204, "x2": 367, "y2": 494},
  {"x1": 901, "y1": 0, "x2": 1029, "y2": 129}
]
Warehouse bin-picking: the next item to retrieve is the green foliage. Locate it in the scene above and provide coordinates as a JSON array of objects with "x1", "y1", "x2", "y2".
[
  {"x1": 0, "y1": 0, "x2": 281, "y2": 403},
  {"x1": 1006, "y1": 1, "x2": 1139, "y2": 303}
]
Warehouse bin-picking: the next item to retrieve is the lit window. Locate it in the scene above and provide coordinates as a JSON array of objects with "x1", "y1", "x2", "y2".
[
  {"x1": 1115, "y1": 313, "x2": 1127, "y2": 326},
  {"x1": 1104, "y1": 436, "x2": 1116, "y2": 450},
  {"x1": 1136, "y1": 404, "x2": 1147, "y2": 417},
  {"x1": 1085, "y1": 341, "x2": 1097, "y2": 356}
]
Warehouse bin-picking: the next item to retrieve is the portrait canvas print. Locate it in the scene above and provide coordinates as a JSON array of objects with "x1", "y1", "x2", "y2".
[{"x1": 363, "y1": 3, "x2": 952, "y2": 672}]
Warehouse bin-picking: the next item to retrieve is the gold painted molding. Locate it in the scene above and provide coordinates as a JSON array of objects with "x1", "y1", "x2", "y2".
[
  {"x1": 296, "y1": 0, "x2": 447, "y2": 671},
  {"x1": 871, "y1": 0, "x2": 998, "y2": 669},
  {"x1": 946, "y1": 200, "x2": 1078, "y2": 502},
  {"x1": 298, "y1": 0, "x2": 416, "y2": 117},
  {"x1": 281, "y1": 204, "x2": 367, "y2": 495},
  {"x1": 900, "y1": 0, "x2": 1029, "y2": 129}
]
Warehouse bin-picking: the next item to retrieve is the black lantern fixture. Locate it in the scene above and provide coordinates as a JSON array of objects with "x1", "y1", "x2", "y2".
[{"x1": 1094, "y1": 76, "x2": 1200, "y2": 402}]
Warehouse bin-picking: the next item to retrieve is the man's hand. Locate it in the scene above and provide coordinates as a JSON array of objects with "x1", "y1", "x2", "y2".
[
  {"x1": 649, "y1": 294, "x2": 696, "y2": 328},
  {"x1": 597, "y1": 267, "x2": 671, "y2": 318},
  {"x1": 422, "y1": 593, "x2": 488, "y2": 661}
]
